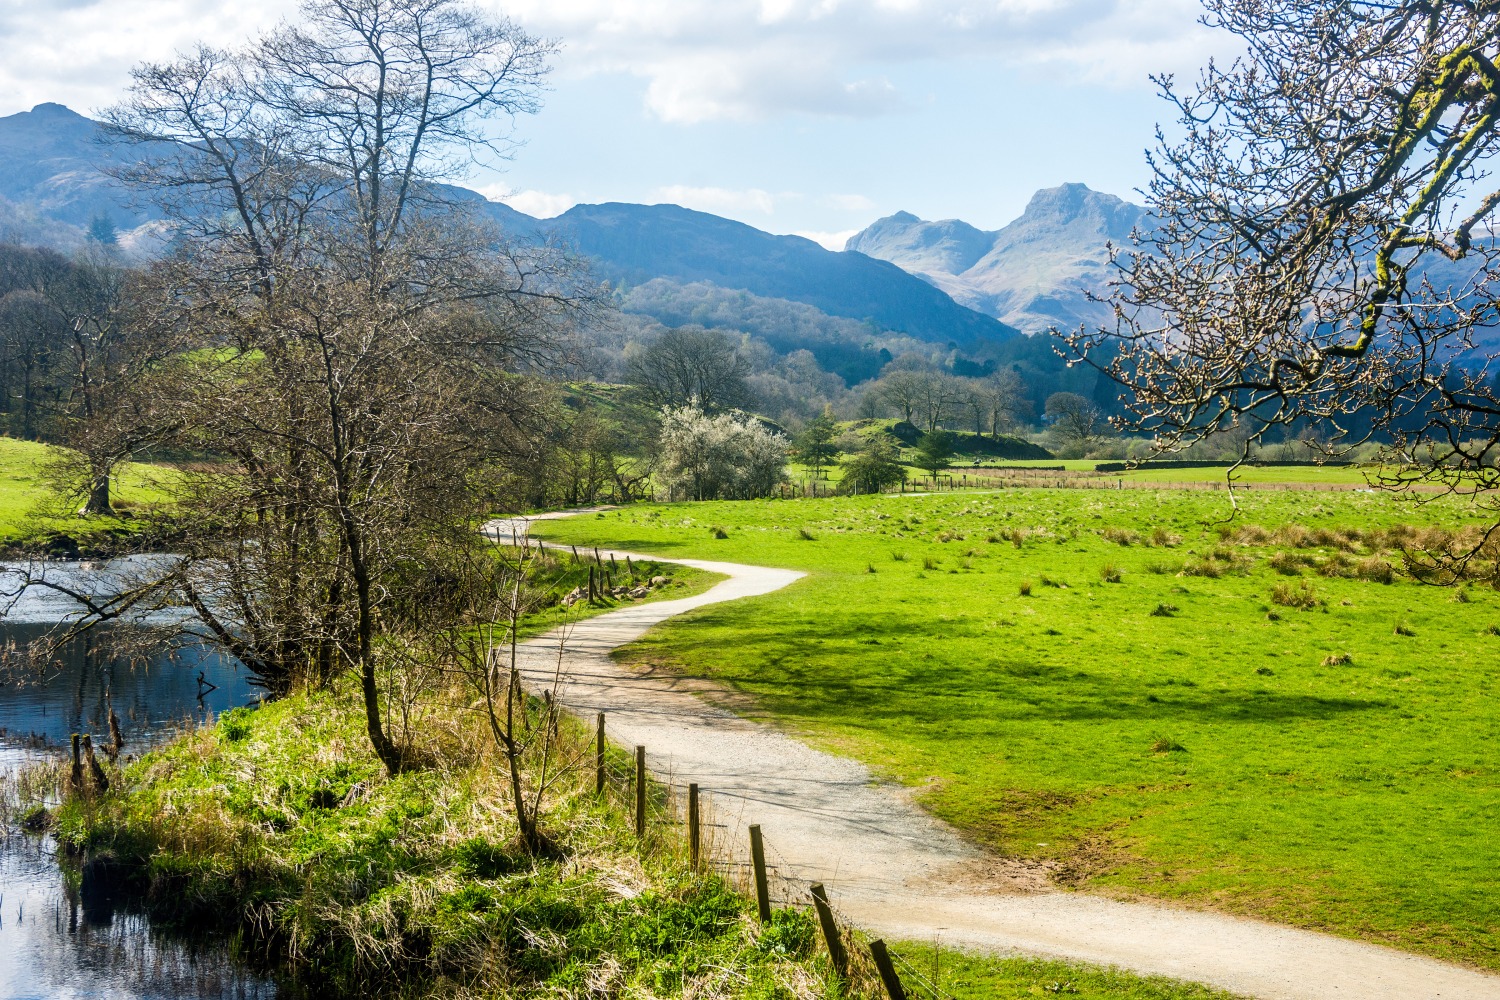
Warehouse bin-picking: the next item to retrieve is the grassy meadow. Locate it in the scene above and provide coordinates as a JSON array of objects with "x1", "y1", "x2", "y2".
[
  {"x1": 532, "y1": 486, "x2": 1500, "y2": 970},
  {"x1": 0, "y1": 436, "x2": 180, "y2": 545}
]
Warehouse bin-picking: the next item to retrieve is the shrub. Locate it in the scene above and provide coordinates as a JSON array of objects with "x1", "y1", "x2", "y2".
[
  {"x1": 1271, "y1": 581, "x2": 1320, "y2": 609},
  {"x1": 1318, "y1": 553, "x2": 1353, "y2": 577},
  {"x1": 1267, "y1": 551, "x2": 1304, "y2": 575},
  {"x1": 712, "y1": 526, "x2": 729, "y2": 539},
  {"x1": 1150, "y1": 527, "x2": 1183, "y2": 547},
  {"x1": 1180, "y1": 558, "x2": 1223, "y2": 578},
  {"x1": 1150, "y1": 603, "x2": 1179, "y2": 617},
  {"x1": 1354, "y1": 556, "x2": 1395, "y2": 584},
  {"x1": 1019, "y1": 579, "x2": 1033, "y2": 596},
  {"x1": 1099, "y1": 563, "x2": 1123, "y2": 583},
  {"x1": 1322, "y1": 652, "x2": 1353, "y2": 666}
]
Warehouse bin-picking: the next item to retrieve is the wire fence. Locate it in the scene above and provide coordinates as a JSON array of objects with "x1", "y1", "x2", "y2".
[{"x1": 582, "y1": 706, "x2": 965, "y2": 1000}]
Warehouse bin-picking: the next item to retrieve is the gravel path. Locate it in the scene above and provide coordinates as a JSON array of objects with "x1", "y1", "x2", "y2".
[{"x1": 492, "y1": 514, "x2": 1500, "y2": 1000}]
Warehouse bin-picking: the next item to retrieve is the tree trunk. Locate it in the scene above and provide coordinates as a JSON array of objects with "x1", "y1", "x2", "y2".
[{"x1": 84, "y1": 469, "x2": 113, "y2": 516}]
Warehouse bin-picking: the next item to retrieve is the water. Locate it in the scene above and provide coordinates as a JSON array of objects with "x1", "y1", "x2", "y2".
[{"x1": 0, "y1": 560, "x2": 282, "y2": 1000}]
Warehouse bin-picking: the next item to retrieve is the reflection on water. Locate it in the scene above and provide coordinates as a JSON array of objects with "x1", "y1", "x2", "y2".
[{"x1": 0, "y1": 561, "x2": 284, "y2": 1000}]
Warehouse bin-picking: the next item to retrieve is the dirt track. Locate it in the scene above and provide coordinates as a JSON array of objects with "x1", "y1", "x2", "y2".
[{"x1": 491, "y1": 513, "x2": 1500, "y2": 1000}]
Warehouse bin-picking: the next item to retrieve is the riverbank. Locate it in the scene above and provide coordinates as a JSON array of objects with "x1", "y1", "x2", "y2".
[{"x1": 0, "y1": 537, "x2": 1243, "y2": 999}]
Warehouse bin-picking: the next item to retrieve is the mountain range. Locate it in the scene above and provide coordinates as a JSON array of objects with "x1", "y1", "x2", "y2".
[
  {"x1": 844, "y1": 183, "x2": 1147, "y2": 332},
  {"x1": 0, "y1": 102, "x2": 1080, "y2": 351}
]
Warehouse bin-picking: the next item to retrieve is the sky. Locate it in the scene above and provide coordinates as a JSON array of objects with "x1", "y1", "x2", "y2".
[{"x1": 0, "y1": 0, "x2": 1233, "y2": 248}]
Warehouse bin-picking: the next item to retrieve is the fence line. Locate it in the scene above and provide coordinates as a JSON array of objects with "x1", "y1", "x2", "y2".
[{"x1": 574, "y1": 703, "x2": 971, "y2": 1000}]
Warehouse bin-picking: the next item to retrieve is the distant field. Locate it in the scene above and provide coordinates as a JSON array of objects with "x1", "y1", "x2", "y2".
[
  {"x1": 535, "y1": 488, "x2": 1500, "y2": 970},
  {"x1": 0, "y1": 436, "x2": 179, "y2": 543}
]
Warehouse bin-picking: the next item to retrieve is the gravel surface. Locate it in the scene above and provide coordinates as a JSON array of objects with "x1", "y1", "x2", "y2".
[{"x1": 491, "y1": 513, "x2": 1500, "y2": 1000}]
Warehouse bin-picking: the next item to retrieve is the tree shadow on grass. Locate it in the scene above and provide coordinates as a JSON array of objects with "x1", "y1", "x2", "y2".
[{"x1": 632, "y1": 608, "x2": 1389, "y2": 731}]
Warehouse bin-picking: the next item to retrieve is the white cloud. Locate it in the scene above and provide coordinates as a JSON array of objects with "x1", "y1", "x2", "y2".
[
  {"x1": 508, "y1": 0, "x2": 1220, "y2": 123},
  {"x1": 0, "y1": 0, "x2": 295, "y2": 116},
  {"x1": 652, "y1": 185, "x2": 779, "y2": 215},
  {"x1": 791, "y1": 228, "x2": 860, "y2": 251},
  {"x1": 477, "y1": 185, "x2": 578, "y2": 218},
  {"x1": 826, "y1": 193, "x2": 876, "y2": 212}
]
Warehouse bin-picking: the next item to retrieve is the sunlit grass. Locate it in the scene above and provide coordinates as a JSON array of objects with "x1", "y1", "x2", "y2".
[{"x1": 534, "y1": 488, "x2": 1500, "y2": 970}]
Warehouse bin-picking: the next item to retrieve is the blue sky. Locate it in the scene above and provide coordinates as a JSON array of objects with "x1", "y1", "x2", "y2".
[{"x1": 0, "y1": 0, "x2": 1232, "y2": 246}]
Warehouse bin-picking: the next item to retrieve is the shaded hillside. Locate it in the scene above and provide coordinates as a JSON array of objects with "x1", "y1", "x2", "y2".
[{"x1": 525, "y1": 202, "x2": 1020, "y2": 350}]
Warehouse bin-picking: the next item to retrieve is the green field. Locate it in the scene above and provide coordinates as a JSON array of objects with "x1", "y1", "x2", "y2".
[
  {"x1": 533, "y1": 489, "x2": 1500, "y2": 970},
  {"x1": 0, "y1": 436, "x2": 180, "y2": 544}
]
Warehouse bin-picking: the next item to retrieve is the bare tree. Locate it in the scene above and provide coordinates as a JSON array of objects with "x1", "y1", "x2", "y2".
[
  {"x1": 1066, "y1": 1, "x2": 1500, "y2": 517},
  {"x1": 77, "y1": 0, "x2": 582, "y2": 774},
  {"x1": 1045, "y1": 391, "x2": 1103, "y2": 456},
  {"x1": 625, "y1": 326, "x2": 752, "y2": 413}
]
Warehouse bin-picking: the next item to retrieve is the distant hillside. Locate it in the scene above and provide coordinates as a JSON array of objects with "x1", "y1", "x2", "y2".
[
  {"x1": 481, "y1": 201, "x2": 1020, "y2": 350},
  {"x1": 846, "y1": 183, "x2": 1148, "y2": 333},
  {"x1": 0, "y1": 103, "x2": 1019, "y2": 352}
]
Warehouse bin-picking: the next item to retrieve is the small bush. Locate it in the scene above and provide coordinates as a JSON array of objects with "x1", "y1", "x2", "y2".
[
  {"x1": 1271, "y1": 580, "x2": 1320, "y2": 609},
  {"x1": 1318, "y1": 553, "x2": 1353, "y2": 578},
  {"x1": 1267, "y1": 551, "x2": 1304, "y2": 576},
  {"x1": 1150, "y1": 603, "x2": 1179, "y2": 617},
  {"x1": 1180, "y1": 558, "x2": 1223, "y2": 578},
  {"x1": 1010, "y1": 528, "x2": 1027, "y2": 548},
  {"x1": 1150, "y1": 527, "x2": 1183, "y2": 547},
  {"x1": 1018, "y1": 579, "x2": 1033, "y2": 596},
  {"x1": 1354, "y1": 556, "x2": 1395, "y2": 584},
  {"x1": 1099, "y1": 563, "x2": 1122, "y2": 583},
  {"x1": 712, "y1": 526, "x2": 729, "y2": 539},
  {"x1": 1322, "y1": 652, "x2": 1353, "y2": 666},
  {"x1": 1150, "y1": 736, "x2": 1187, "y2": 753},
  {"x1": 219, "y1": 707, "x2": 253, "y2": 743}
]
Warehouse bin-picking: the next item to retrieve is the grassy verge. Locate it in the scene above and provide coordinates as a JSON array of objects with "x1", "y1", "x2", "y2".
[
  {"x1": 531, "y1": 490, "x2": 1500, "y2": 970},
  {"x1": 5, "y1": 673, "x2": 1235, "y2": 998}
]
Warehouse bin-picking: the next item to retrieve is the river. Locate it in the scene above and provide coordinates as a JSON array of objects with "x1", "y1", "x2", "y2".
[{"x1": 0, "y1": 560, "x2": 286, "y2": 999}]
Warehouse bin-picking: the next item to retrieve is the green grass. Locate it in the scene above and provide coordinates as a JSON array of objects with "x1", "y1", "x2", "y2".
[
  {"x1": 16, "y1": 651, "x2": 1232, "y2": 999},
  {"x1": 926, "y1": 951, "x2": 1237, "y2": 999},
  {"x1": 532, "y1": 490, "x2": 1500, "y2": 971},
  {"x1": 0, "y1": 436, "x2": 181, "y2": 545}
]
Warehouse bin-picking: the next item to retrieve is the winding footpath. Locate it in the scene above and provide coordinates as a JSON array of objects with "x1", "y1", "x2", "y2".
[{"x1": 490, "y1": 513, "x2": 1500, "y2": 1000}]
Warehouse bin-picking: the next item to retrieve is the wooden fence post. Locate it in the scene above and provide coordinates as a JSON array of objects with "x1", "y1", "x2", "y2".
[
  {"x1": 748, "y1": 824, "x2": 771, "y2": 923},
  {"x1": 635, "y1": 746, "x2": 646, "y2": 838},
  {"x1": 809, "y1": 882, "x2": 846, "y2": 978},
  {"x1": 596, "y1": 713, "x2": 606, "y2": 794},
  {"x1": 868, "y1": 939, "x2": 907, "y2": 1000},
  {"x1": 688, "y1": 783, "x2": 701, "y2": 870}
]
